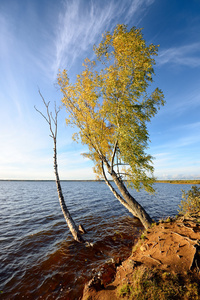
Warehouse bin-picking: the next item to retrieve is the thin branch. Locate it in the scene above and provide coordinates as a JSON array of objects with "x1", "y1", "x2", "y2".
[
  {"x1": 34, "y1": 105, "x2": 50, "y2": 126},
  {"x1": 50, "y1": 112, "x2": 56, "y2": 125},
  {"x1": 35, "y1": 91, "x2": 86, "y2": 244},
  {"x1": 117, "y1": 149, "x2": 120, "y2": 175},
  {"x1": 115, "y1": 172, "x2": 135, "y2": 178},
  {"x1": 112, "y1": 163, "x2": 129, "y2": 167},
  {"x1": 110, "y1": 140, "x2": 118, "y2": 174},
  {"x1": 35, "y1": 90, "x2": 61, "y2": 141}
]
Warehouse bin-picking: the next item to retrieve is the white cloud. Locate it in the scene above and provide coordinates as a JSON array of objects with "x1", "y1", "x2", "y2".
[
  {"x1": 157, "y1": 43, "x2": 200, "y2": 67},
  {"x1": 153, "y1": 148, "x2": 200, "y2": 180},
  {"x1": 59, "y1": 166, "x2": 95, "y2": 180},
  {"x1": 52, "y1": 0, "x2": 155, "y2": 77},
  {"x1": 173, "y1": 90, "x2": 200, "y2": 115},
  {"x1": 155, "y1": 167, "x2": 200, "y2": 180},
  {"x1": 152, "y1": 134, "x2": 200, "y2": 154},
  {"x1": 181, "y1": 121, "x2": 200, "y2": 130},
  {"x1": 125, "y1": 0, "x2": 155, "y2": 21}
]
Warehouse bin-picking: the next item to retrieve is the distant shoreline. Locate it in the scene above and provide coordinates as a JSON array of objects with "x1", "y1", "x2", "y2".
[
  {"x1": 156, "y1": 180, "x2": 200, "y2": 184},
  {"x1": 0, "y1": 179, "x2": 99, "y2": 182},
  {"x1": 0, "y1": 179, "x2": 200, "y2": 184}
]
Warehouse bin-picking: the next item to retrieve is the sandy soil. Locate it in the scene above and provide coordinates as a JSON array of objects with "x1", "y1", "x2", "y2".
[{"x1": 82, "y1": 215, "x2": 200, "y2": 299}]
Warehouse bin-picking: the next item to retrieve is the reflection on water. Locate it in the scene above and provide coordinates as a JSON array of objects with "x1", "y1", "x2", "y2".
[{"x1": 0, "y1": 181, "x2": 198, "y2": 299}]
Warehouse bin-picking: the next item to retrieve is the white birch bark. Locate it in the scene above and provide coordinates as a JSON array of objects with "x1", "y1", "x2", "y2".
[{"x1": 35, "y1": 92, "x2": 85, "y2": 243}]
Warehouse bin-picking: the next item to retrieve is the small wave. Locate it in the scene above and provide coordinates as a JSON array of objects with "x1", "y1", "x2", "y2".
[{"x1": 0, "y1": 181, "x2": 192, "y2": 299}]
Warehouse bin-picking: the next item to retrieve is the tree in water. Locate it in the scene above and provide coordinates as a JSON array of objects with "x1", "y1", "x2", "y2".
[
  {"x1": 58, "y1": 24, "x2": 165, "y2": 229},
  {"x1": 35, "y1": 91, "x2": 85, "y2": 243}
]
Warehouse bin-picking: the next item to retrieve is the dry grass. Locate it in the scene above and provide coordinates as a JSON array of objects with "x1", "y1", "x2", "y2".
[{"x1": 117, "y1": 266, "x2": 199, "y2": 300}]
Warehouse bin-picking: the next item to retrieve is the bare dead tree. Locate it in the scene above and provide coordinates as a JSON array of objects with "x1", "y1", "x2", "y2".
[{"x1": 35, "y1": 91, "x2": 85, "y2": 243}]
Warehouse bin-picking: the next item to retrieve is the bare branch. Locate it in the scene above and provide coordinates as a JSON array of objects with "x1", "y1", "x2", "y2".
[
  {"x1": 54, "y1": 101, "x2": 61, "y2": 115},
  {"x1": 35, "y1": 90, "x2": 62, "y2": 140},
  {"x1": 117, "y1": 150, "x2": 120, "y2": 175},
  {"x1": 112, "y1": 163, "x2": 129, "y2": 167},
  {"x1": 34, "y1": 105, "x2": 50, "y2": 125},
  {"x1": 50, "y1": 112, "x2": 56, "y2": 125},
  {"x1": 110, "y1": 140, "x2": 118, "y2": 174},
  {"x1": 35, "y1": 90, "x2": 86, "y2": 243},
  {"x1": 116, "y1": 172, "x2": 133, "y2": 177}
]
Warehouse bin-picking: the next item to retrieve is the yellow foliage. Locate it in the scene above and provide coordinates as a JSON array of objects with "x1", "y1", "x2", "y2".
[{"x1": 58, "y1": 24, "x2": 165, "y2": 192}]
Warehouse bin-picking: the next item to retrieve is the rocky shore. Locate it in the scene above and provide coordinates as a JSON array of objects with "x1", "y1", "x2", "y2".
[{"x1": 82, "y1": 213, "x2": 200, "y2": 299}]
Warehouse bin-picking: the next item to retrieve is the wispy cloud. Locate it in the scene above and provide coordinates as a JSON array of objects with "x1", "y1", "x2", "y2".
[
  {"x1": 151, "y1": 122, "x2": 200, "y2": 180},
  {"x1": 174, "y1": 89, "x2": 200, "y2": 115},
  {"x1": 157, "y1": 43, "x2": 200, "y2": 67},
  {"x1": 176, "y1": 121, "x2": 200, "y2": 131},
  {"x1": 152, "y1": 131, "x2": 200, "y2": 153},
  {"x1": 155, "y1": 168, "x2": 200, "y2": 180},
  {"x1": 153, "y1": 151, "x2": 200, "y2": 180},
  {"x1": 52, "y1": 0, "x2": 155, "y2": 77},
  {"x1": 0, "y1": 0, "x2": 155, "y2": 82}
]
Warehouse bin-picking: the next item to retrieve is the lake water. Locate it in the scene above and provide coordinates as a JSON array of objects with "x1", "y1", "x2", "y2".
[{"x1": 0, "y1": 180, "x2": 198, "y2": 299}]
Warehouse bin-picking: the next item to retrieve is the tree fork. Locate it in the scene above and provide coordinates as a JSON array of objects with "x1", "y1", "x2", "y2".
[
  {"x1": 35, "y1": 91, "x2": 85, "y2": 243},
  {"x1": 103, "y1": 158, "x2": 153, "y2": 229},
  {"x1": 58, "y1": 24, "x2": 165, "y2": 232}
]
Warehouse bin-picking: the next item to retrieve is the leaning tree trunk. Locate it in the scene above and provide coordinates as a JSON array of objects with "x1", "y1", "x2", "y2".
[
  {"x1": 102, "y1": 159, "x2": 153, "y2": 229},
  {"x1": 53, "y1": 141, "x2": 85, "y2": 243},
  {"x1": 101, "y1": 161, "x2": 140, "y2": 217},
  {"x1": 35, "y1": 92, "x2": 85, "y2": 243}
]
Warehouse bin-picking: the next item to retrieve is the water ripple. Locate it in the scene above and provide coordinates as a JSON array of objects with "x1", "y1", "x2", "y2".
[{"x1": 0, "y1": 181, "x2": 199, "y2": 299}]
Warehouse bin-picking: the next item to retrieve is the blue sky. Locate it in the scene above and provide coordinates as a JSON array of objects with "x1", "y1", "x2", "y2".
[{"x1": 0, "y1": 0, "x2": 200, "y2": 180}]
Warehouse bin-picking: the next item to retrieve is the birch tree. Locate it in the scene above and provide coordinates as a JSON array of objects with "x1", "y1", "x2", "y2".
[
  {"x1": 35, "y1": 92, "x2": 85, "y2": 243},
  {"x1": 58, "y1": 24, "x2": 165, "y2": 229}
]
